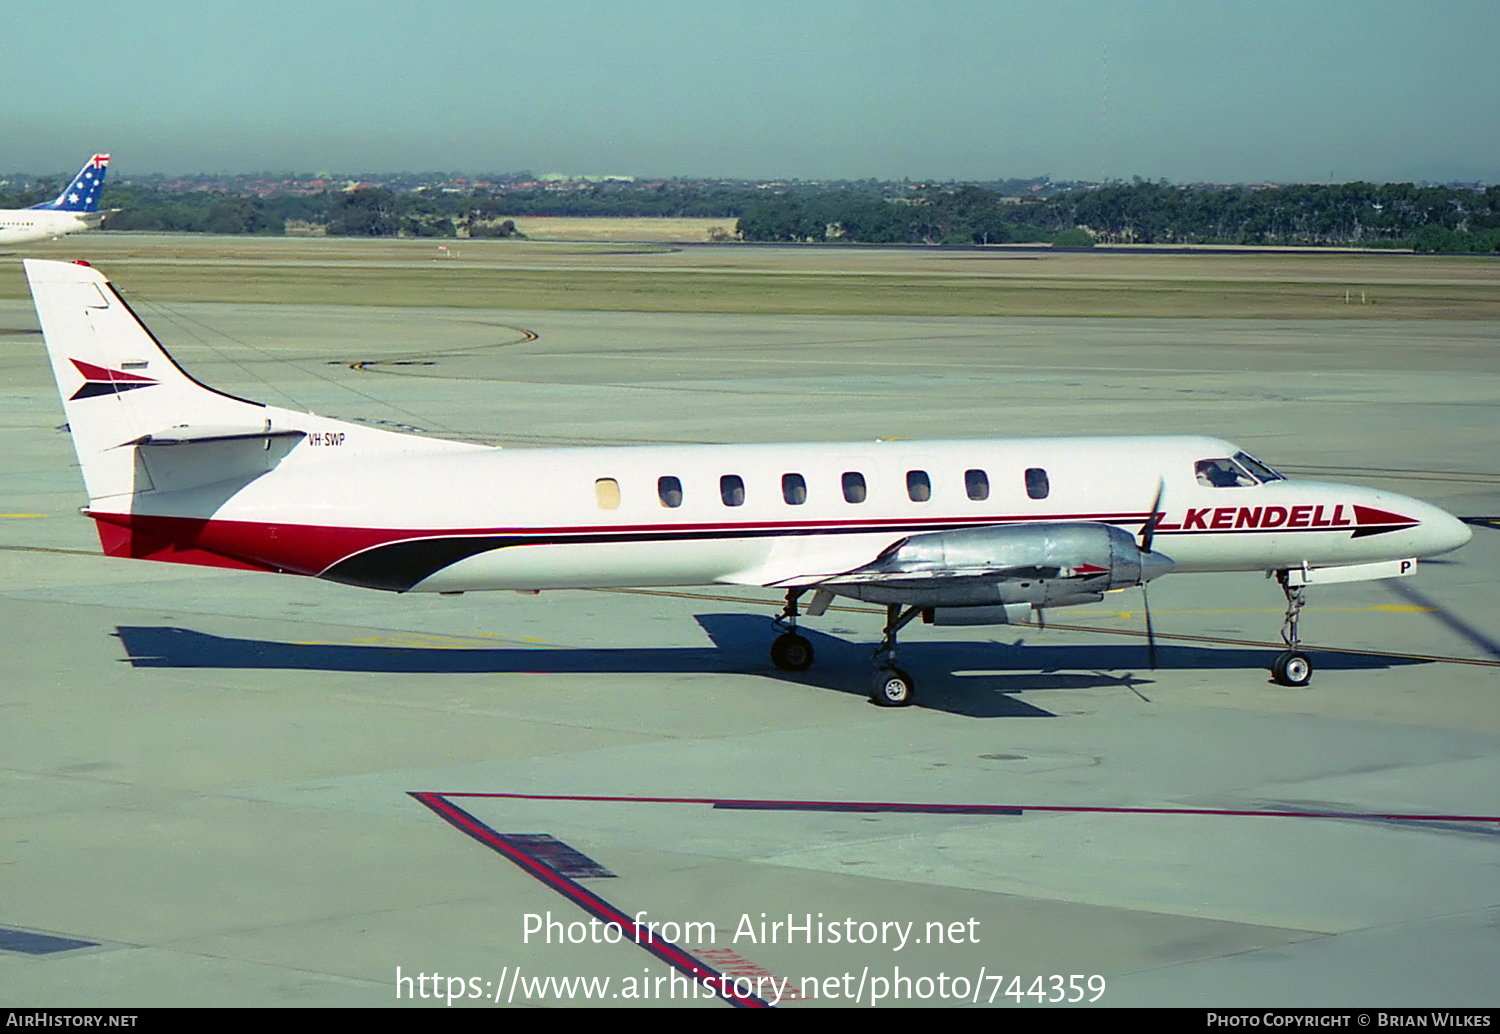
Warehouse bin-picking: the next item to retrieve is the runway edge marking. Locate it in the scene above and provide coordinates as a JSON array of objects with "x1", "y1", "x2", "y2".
[
  {"x1": 422, "y1": 790, "x2": 1500, "y2": 825},
  {"x1": 408, "y1": 791, "x2": 772, "y2": 1008},
  {"x1": 410, "y1": 789, "x2": 1500, "y2": 1007}
]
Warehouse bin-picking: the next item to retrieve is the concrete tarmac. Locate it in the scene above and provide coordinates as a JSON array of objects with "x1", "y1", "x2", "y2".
[{"x1": 0, "y1": 293, "x2": 1496, "y2": 1008}]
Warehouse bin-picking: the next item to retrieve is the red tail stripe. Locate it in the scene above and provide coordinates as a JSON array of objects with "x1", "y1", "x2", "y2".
[{"x1": 70, "y1": 358, "x2": 157, "y2": 385}]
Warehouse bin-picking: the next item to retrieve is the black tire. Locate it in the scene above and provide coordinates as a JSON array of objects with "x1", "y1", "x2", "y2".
[
  {"x1": 1270, "y1": 650, "x2": 1313, "y2": 687},
  {"x1": 770, "y1": 632, "x2": 814, "y2": 672},
  {"x1": 870, "y1": 667, "x2": 915, "y2": 707}
]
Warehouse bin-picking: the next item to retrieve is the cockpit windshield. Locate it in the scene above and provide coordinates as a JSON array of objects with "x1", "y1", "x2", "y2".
[
  {"x1": 1233, "y1": 451, "x2": 1285, "y2": 483},
  {"x1": 1196, "y1": 458, "x2": 1256, "y2": 488},
  {"x1": 1195, "y1": 451, "x2": 1286, "y2": 488}
]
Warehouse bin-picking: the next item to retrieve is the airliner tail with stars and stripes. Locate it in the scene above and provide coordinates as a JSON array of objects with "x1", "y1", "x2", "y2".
[{"x1": 0, "y1": 154, "x2": 115, "y2": 246}]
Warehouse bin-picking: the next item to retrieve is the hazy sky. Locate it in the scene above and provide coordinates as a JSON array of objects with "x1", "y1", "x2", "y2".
[{"x1": 5, "y1": 0, "x2": 1497, "y2": 183}]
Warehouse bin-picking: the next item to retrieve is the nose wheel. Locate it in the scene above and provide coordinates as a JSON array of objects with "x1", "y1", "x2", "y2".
[
  {"x1": 1271, "y1": 649, "x2": 1312, "y2": 687},
  {"x1": 1271, "y1": 572, "x2": 1314, "y2": 687}
]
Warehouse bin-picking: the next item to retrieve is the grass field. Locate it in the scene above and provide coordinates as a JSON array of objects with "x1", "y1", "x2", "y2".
[
  {"x1": 4, "y1": 230, "x2": 1498, "y2": 319},
  {"x1": 493, "y1": 216, "x2": 733, "y2": 242}
]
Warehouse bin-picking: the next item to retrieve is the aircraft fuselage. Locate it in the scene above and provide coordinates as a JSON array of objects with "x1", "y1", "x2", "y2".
[{"x1": 85, "y1": 435, "x2": 1470, "y2": 593}]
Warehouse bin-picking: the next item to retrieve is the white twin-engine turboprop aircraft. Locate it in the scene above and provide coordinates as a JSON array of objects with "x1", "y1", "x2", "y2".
[{"x1": 24, "y1": 258, "x2": 1472, "y2": 706}]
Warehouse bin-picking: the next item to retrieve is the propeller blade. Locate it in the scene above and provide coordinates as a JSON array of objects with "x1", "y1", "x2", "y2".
[
  {"x1": 1140, "y1": 476, "x2": 1166, "y2": 553},
  {"x1": 1142, "y1": 582, "x2": 1158, "y2": 669}
]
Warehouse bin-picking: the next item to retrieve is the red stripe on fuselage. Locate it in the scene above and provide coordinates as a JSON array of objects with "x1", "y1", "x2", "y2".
[
  {"x1": 87, "y1": 505, "x2": 1398, "y2": 580},
  {"x1": 93, "y1": 514, "x2": 280, "y2": 572},
  {"x1": 90, "y1": 510, "x2": 1156, "y2": 576},
  {"x1": 1154, "y1": 503, "x2": 1416, "y2": 534}
]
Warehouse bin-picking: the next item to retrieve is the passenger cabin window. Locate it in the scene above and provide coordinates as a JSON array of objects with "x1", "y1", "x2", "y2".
[
  {"x1": 594, "y1": 477, "x2": 621, "y2": 510},
  {"x1": 782, "y1": 473, "x2": 807, "y2": 505},
  {"x1": 1025, "y1": 467, "x2": 1049, "y2": 500},
  {"x1": 906, "y1": 470, "x2": 931, "y2": 503},
  {"x1": 965, "y1": 468, "x2": 990, "y2": 501},
  {"x1": 657, "y1": 475, "x2": 683, "y2": 508},
  {"x1": 1195, "y1": 458, "x2": 1256, "y2": 488},
  {"x1": 720, "y1": 474, "x2": 745, "y2": 507},
  {"x1": 842, "y1": 471, "x2": 867, "y2": 504}
]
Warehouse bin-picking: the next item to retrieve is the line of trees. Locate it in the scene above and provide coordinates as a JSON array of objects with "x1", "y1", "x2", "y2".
[
  {"x1": 736, "y1": 181, "x2": 1500, "y2": 251},
  {"x1": 2, "y1": 177, "x2": 1496, "y2": 251}
]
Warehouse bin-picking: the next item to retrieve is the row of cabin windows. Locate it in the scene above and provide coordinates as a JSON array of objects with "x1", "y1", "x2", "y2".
[{"x1": 594, "y1": 468, "x2": 1051, "y2": 510}]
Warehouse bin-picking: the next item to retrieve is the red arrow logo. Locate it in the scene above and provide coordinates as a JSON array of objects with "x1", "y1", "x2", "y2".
[
  {"x1": 69, "y1": 358, "x2": 159, "y2": 401},
  {"x1": 1350, "y1": 504, "x2": 1420, "y2": 537}
]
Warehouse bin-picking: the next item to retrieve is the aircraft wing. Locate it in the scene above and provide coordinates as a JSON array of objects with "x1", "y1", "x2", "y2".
[{"x1": 727, "y1": 521, "x2": 1170, "y2": 609}]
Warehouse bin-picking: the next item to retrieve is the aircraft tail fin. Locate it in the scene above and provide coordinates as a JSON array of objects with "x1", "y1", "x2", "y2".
[
  {"x1": 28, "y1": 154, "x2": 110, "y2": 213},
  {"x1": 25, "y1": 258, "x2": 279, "y2": 501},
  {"x1": 26, "y1": 258, "x2": 482, "y2": 508}
]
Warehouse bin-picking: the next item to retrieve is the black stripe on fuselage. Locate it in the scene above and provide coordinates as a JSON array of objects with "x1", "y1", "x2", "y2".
[
  {"x1": 321, "y1": 518, "x2": 1076, "y2": 591},
  {"x1": 315, "y1": 516, "x2": 1392, "y2": 592}
]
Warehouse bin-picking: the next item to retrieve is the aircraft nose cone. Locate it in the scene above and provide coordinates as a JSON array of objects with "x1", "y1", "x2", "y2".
[
  {"x1": 1405, "y1": 498, "x2": 1472, "y2": 557},
  {"x1": 1432, "y1": 510, "x2": 1473, "y2": 555}
]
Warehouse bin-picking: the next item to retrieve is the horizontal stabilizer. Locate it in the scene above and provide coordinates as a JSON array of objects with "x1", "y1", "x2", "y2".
[{"x1": 124, "y1": 425, "x2": 308, "y2": 448}]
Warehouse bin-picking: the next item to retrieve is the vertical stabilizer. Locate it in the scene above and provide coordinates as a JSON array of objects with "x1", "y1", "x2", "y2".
[
  {"x1": 29, "y1": 154, "x2": 110, "y2": 213},
  {"x1": 24, "y1": 258, "x2": 270, "y2": 501}
]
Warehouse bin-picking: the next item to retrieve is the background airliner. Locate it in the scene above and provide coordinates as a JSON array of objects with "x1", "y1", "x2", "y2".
[
  {"x1": 0, "y1": 154, "x2": 113, "y2": 246},
  {"x1": 23, "y1": 258, "x2": 1472, "y2": 706}
]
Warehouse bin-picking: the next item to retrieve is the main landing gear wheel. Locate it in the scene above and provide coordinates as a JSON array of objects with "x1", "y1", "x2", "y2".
[
  {"x1": 771, "y1": 589, "x2": 815, "y2": 672},
  {"x1": 1271, "y1": 650, "x2": 1313, "y2": 687},
  {"x1": 770, "y1": 632, "x2": 814, "y2": 672},
  {"x1": 871, "y1": 667, "x2": 915, "y2": 707},
  {"x1": 867, "y1": 603, "x2": 923, "y2": 707}
]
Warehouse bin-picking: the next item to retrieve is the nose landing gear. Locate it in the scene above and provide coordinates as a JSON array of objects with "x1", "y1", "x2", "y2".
[{"x1": 1271, "y1": 571, "x2": 1314, "y2": 687}]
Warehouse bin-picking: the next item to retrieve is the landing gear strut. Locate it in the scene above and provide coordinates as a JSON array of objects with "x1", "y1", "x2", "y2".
[
  {"x1": 870, "y1": 604, "x2": 922, "y2": 707},
  {"x1": 769, "y1": 592, "x2": 920, "y2": 706},
  {"x1": 770, "y1": 589, "x2": 814, "y2": 672},
  {"x1": 1271, "y1": 571, "x2": 1314, "y2": 687}
]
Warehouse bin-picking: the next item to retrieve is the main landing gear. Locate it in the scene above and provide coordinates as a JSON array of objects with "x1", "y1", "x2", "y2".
[
  {"x1": 770, "y1": 589, "x2": 815, "y2": 672},
  {"x1": 1271, "y1": 571, "x2": 1314, "y2": 687},
  {"x1": 771, "y1": 576, "x2": 1319, "y2": 702},
  {"x1": 870, "y1": 604, "x2": 923, "y2": 707},
  {"x1": 768, "y1": 591, "x2": 921, "y2": 707}
]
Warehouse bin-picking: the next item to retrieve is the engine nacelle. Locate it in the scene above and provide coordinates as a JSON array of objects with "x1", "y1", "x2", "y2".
[
  {"x1": 827, "y1": 522, "x2": 1171, "y2": 609},
  {"x1": 923, "y1": 604, "x2": 1033, "y2": 626}
]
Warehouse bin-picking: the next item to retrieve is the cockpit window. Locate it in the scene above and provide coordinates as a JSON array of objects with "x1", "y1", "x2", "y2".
[
  {"x1": 1195, "y1": 458, "x2": 1257, "y2": 488},
  {"x1": 1233, "y1": 451, "x2": 1284, "y2": 483}
]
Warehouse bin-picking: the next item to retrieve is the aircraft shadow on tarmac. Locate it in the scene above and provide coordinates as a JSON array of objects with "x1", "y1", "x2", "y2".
[{"x1": 113, "y1": 614, "x2": 1424, "y2": 719}]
